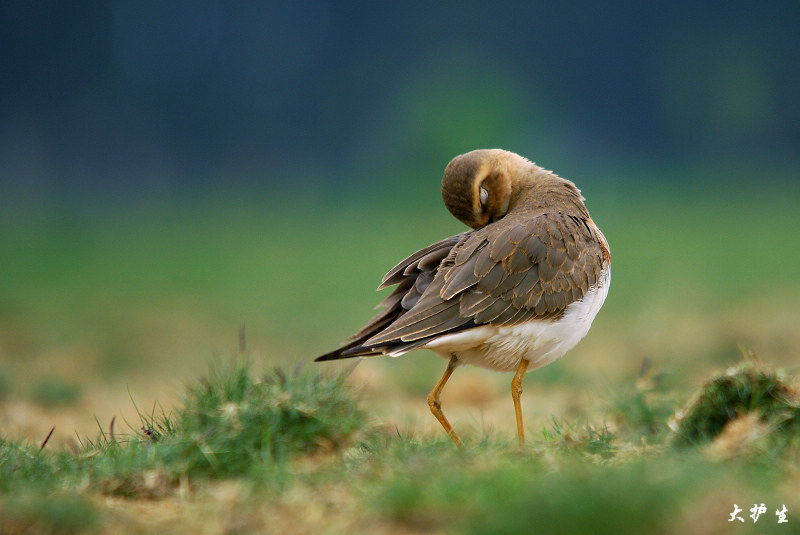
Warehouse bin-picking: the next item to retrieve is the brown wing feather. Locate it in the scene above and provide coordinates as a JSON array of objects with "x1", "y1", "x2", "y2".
[
  {"x1": 315, "y1": 233, "x2": 467, "y2": 361},
  {"x1": 316, "y1": 212, "x2": 607, "y2": 361},
  {"x1": 379, "y1": 234, "x2": 465, "y2": 289},
  {"x1": 365, "y1": 213, "x2": 604, "y2": 347}
]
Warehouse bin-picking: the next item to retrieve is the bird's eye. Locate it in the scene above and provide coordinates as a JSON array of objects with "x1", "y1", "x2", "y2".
[{"x1": 479, "y1": 186, "x2": 488, "y2": 207}]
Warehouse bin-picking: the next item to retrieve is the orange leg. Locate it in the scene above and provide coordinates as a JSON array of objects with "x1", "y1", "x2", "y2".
[
  {"x1": 427, "y1": 355, "x2": 462, "y2": 446},
  {"x1": 511, "y1": 358, "x2": 530, "y2": 446}
]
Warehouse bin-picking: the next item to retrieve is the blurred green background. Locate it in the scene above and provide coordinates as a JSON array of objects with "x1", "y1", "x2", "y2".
[{"x1": 1, "y1": 2, "x2": 799, "y2": 440}]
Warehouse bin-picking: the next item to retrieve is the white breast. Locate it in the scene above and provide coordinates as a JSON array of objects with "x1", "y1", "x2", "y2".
[{"x1": 423, "y1": 267, "x2": 611, "y2": 373}]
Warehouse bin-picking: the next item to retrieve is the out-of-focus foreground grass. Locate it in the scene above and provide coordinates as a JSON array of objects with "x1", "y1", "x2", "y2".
[
  {"x1": 1, "y1": 354, "x2": 799, "y2": 534},
  {"x1": 1, "y1": 167, "x2": 799, "y2": 533}
]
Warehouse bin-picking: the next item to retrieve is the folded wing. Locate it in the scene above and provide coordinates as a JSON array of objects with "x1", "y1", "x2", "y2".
[{"x1": 315, "y1": 213, "x2": 606, "y2": 361}]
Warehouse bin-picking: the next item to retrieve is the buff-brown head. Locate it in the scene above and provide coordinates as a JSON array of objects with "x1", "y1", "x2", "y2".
[
  {"x1": 442, "y1": 149, "x2": 590, "y2": 229},
  {"x1": 441, "y1": 149, "x2": 534, "y2": 229}
]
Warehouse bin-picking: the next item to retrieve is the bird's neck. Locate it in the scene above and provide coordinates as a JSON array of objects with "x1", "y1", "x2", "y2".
[{"x1": 512, "y1": 169, "x2": 590, "y2": 218}]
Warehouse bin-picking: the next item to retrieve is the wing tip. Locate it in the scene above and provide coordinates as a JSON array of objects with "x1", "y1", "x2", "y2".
[{"x1": 315, "y1": 345, "x2": 380, "y2": 361}]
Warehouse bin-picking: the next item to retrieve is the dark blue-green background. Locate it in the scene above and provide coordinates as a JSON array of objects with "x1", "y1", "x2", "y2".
[{"x1": 2, "y1": 1, "x2": 798, "y2": 205}]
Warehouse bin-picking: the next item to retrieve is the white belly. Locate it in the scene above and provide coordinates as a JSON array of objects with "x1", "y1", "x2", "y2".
[{"x1": 424, "y1": 267, "x2": 610, "y2": 372}]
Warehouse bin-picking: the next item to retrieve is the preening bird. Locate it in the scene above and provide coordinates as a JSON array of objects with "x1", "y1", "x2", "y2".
[{"x1": 316, "y1": 149, "x2": 611, "y2": 446}]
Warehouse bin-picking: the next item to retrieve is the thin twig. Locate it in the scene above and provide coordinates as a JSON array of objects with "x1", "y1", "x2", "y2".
[
  {"x1": 95, "y1": 415, "x2": 108, "y2": 443},
  {"x1": 40, "y1": 426, "x2": 55, "y2": 452}
]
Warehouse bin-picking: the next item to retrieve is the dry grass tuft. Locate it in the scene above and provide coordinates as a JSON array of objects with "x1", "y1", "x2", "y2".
[{"x1": 668, "y1": 355, "x2": 800, "y2": 457}]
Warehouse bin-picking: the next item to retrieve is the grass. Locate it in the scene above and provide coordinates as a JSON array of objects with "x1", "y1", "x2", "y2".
[
  {"x1": 164, "y1": 360, "x2": 364, "y2": 478},
  {"x1": 1, "y1": 358, "x2": 365, "y2": 532},
  {"x1": 2, "y1": 355, "x2": 799, "y2": 534},
  {"x1": 669, "y1": 357, "x2": 800, "y2": 458},
  {"x1": 0, "y1": 492, "x2": 101, "y2": 535}
]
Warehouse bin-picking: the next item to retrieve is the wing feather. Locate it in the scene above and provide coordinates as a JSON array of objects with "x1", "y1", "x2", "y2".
[{"x1": 316, "y1": 211, "x2": 607, "y2": 361}]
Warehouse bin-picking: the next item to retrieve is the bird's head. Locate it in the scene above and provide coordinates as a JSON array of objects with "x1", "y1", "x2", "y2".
[{"x1": 441, "y1": 149, "x2": 531, "y2": 229}]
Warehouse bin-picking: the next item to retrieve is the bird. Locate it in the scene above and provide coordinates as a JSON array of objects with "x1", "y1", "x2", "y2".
[{"x1": 315, "y1": 149, "x2": 611, "y2": 446}]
